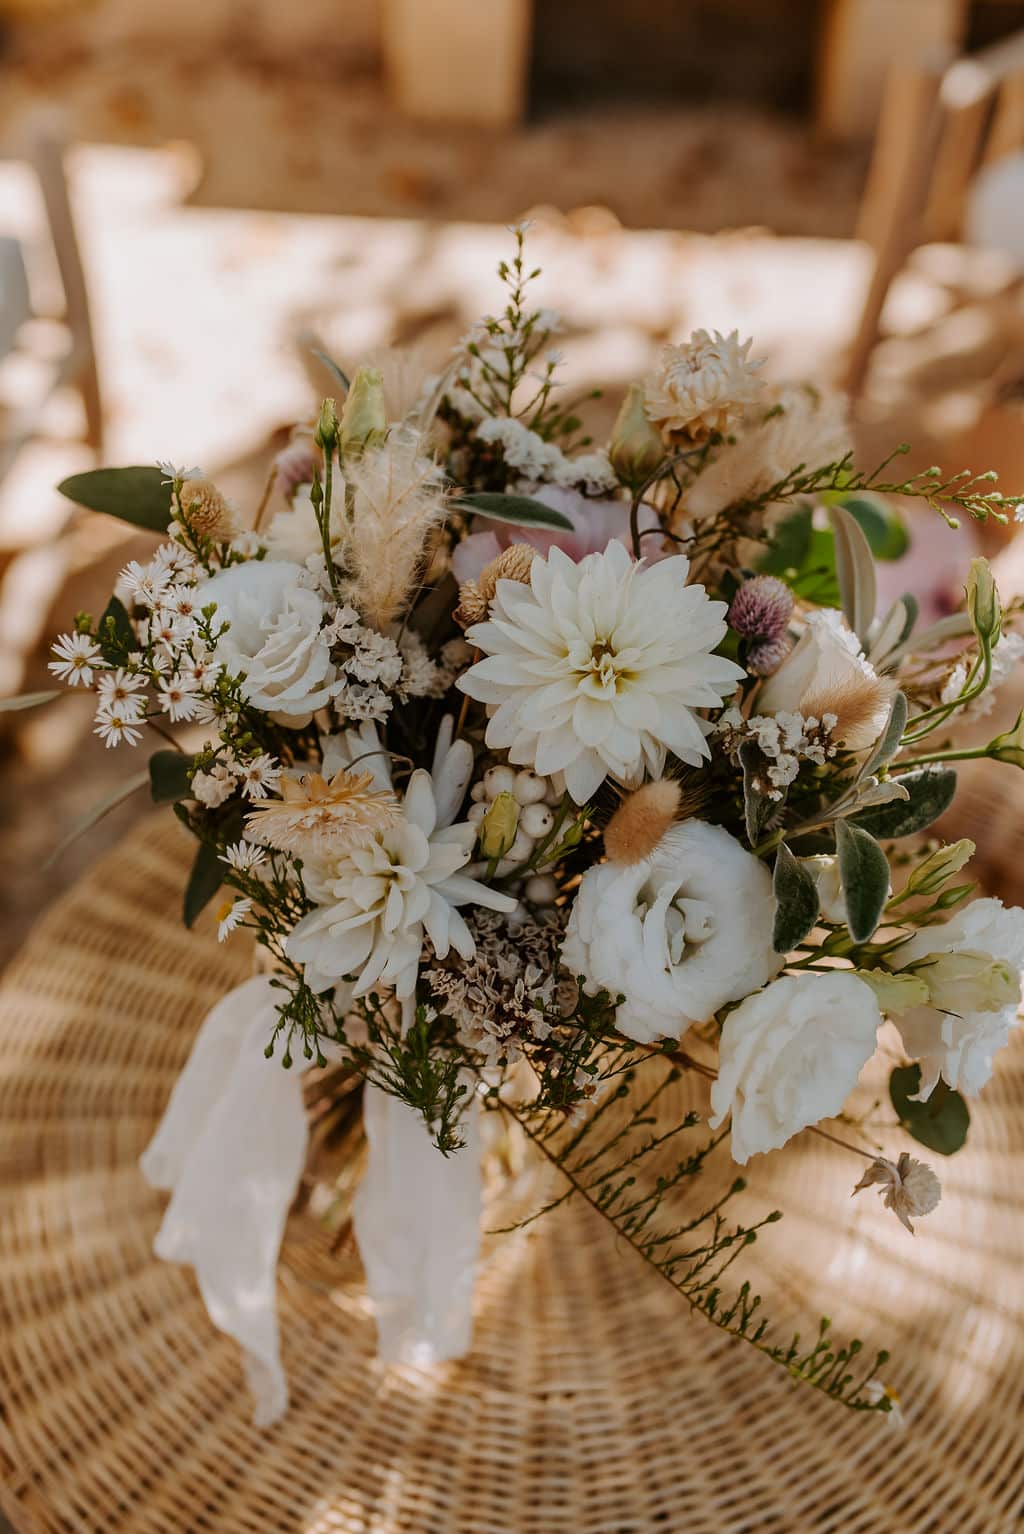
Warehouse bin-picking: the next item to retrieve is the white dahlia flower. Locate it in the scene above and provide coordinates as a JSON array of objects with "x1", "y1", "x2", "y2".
[
  {"x1": 457, "y1": 542, "x2": 743, "y2": 804},
  {"x1": 286, "y1": 719, "x2": 516, "y2": 1000},
  {"x1": 643, "y1": 329, "x2": 764, "y2": 445},
  {"x1": 890, "y1": 897, "x2": 1024, "y2": 1097},
  {"x1": 200, "y1": 560, "x2": 336, "y2": 727},
  {"x1": 561, "y1": 820, "x2": 782, "y2": 1044},
  {"x1": 709, "y1": 971, "x2": 882, "y2": 1163}
]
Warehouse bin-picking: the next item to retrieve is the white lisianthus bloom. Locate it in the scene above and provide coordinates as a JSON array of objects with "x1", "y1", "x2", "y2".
[
  {"x1": 286, "y1": 720, "x2": 516, "y2": 999},
  {"x1": 561, "y1": 820, "x2": 782, "y2": 1044},
  {"x1": 709, "y1": 972, "x2": 882, "y2": 1163},
  {"x1": 457, "y1": 543, "x2": 743, "y2": 804},
  {"x1": 200, "y1": 560, "x2": 337, "y2": 727},
  {"x1": 756, "y1": 609, "x2": 893, "y2": 752},
  {"x1": 889, "y1": 897, "x2": 1024, "y2": 1097}
]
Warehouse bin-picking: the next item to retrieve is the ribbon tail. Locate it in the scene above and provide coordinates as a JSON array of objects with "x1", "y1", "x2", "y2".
[
  {"x1": 141, "y1": 975, "x2": 310, "y2": 1426},
  {"x1": 354, "y1": 1064, "x2": 482, "y2": 1365}
]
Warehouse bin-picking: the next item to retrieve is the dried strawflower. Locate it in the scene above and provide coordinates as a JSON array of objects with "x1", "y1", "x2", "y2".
[
  {"x1": 454, "y1": 543, "x2": 537, "y2": 628},
  {"x1": 852, "y1": 1152, "x2": 941, "y2": 1235},
  {"x1": 245, "y1": 768, "x2": 400, "y2": 858},
  {"x1": 178, "y1": 478, "x2": 236, "y2": 541},
  {"x1": 728, "y1": 575, "x2": 794, "y2": 643},
  {"x1": 644, "y1": 330, "x2": 764, "y2": 445}
]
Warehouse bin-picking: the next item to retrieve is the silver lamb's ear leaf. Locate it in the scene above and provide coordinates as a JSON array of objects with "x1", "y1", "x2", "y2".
[
  {"x1": 835, "y1": 819, "x2": 890, "y2": 943},
  {"x1": 868, "y1": 596, "x2": 917, "y2": 666},
  {"x1": 829, "y1": 503, "x2": 877, "y2": 645},
  {"x1": 771, "y1": 842, "x2": 820, "y2": 953},
  {"x1": 851, "y1": 778, "x2": 910, "y2": 810},
  {"x1": 861, "y1": 691, "x2": 908, "y2": 779}
]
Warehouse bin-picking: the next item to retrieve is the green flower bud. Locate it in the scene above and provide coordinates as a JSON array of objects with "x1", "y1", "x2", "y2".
[
  {"x1": 856, "y1": 969, "x2": 929, "y2": 1017},
  {"x1": 314, "y1": 397, "x2": 339, "y2": 452},
  {"x1": 608, "y1": 383, "x2": 665, "y2": 487},
  {"x1": 905, "y1": 838, "x2": 975, "y2": 897},
  {"x1": 339, "y1": 367, "x2": 386, "y2": 455},
  {"x1": 478, "y1": 790, "x2": 519, "y2": 860},
  {"x1": 989, "y1": 708, "x2": 1024, "y2": 769},
  {"x1": 966, "y1": 556, "x2": 1001, "y2": 644},
  {"x1": 911, "y1": 948, "x2": 1020, "y2": 1014}
]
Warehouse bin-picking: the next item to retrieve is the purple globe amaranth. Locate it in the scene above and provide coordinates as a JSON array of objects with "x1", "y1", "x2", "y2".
[{"x1": 728, "y1": 574, "x2": 794, "y2": 643}]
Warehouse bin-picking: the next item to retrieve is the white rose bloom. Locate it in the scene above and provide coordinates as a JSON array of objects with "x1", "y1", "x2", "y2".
[
  {"x1": 561, "y1": 820, "x2": 782, "y2": 1044},
  {"x1": 457, "y1": 542, "x2": 743, "y2": 804},
  {"x1": 756, "y1": 608, "x2": 891, "y2": 752},
  {"x1": 200, "y1": 560, "x2": 337, "y2": 727},
  {"x1": 709, "y1": 972, "x2": 882, "y2": 1163},
  {"x1": 890, "y1": 897, "x2": 1024, "y2": 1097},
  {"x1": 287, "y1": 720, "x2": 516, "y2": 1000}
]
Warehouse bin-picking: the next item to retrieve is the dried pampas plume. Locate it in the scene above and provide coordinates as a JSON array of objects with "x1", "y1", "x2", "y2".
[
  {"x1": 454, "y1": 544, "x2": 537, "y2": 628},
  {"x1": 178, "y1": 478, "x2": 236, "y2": 541},
  {"x1": 604, "y1": 779, "x2": 705, "y2": 864},
  {"x1": 343, "y1": 428, "x2": 447, "y2": 630}
]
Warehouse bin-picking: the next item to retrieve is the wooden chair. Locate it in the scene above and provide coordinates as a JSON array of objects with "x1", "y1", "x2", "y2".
[
  {"x1": 846, "y1": 29, "x2": 1024, "y2": 397},
  {"x1": 0, "y1": 116, "x2": 103, "y2": 483}
]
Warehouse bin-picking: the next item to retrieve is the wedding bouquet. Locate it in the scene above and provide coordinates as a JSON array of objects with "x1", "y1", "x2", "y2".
[{"x1": 32, "y1": 229, "x2": 1024, "y2": 1427}]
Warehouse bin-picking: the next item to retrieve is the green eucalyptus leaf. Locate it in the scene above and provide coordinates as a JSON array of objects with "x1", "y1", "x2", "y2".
[
  {"x1": 772, "y1": 842, "x2": 820, "y2": 953},
  {"x1": 458, "y1": 492, "x2": 574, "y2": 531},
  {"x1": 829, "y1": 503, "x2": 877, "y2": 644},
  {"x1": 836, "y1": 819, "x2": 890, "y2": 942},
  {"x1": 0, "y1": 689, "x2": 62, "y2": 712},
  {"x1": 149, "y1": 750, "x2": 195, "y2": 804},
  {"x1": 851, "y1": 767, "x2": 957, "y2": 840},
  {"x1": 57, "y1": 466, "x2": 173, "y2": 533},
  {"x1": 889, "y1": 1065, "x2": 970, "y2": 1155},
  {"x1": 862, "y1": 691, "x2": 908, "y2": 779},
  {"x1": 183, "y1": 840, "x2": 225, "y2": 928},
  {"x1": 44, "y1": 767, "x2": 151, "y2": 868}
]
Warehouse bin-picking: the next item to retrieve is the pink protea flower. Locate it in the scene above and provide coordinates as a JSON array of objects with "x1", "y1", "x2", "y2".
[{"x1": 451, "y1": 485, "x2": 665, "y2": 585}]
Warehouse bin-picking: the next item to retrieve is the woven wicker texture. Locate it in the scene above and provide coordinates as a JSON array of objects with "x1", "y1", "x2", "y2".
[{"x1": 0, "y1": 815, "x2": 1022, "y2": 1534}]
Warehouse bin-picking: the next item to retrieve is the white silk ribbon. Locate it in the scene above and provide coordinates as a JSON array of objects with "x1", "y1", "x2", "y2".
[{"x1": 142, "y1": 978, "x2": 482, "y2": 1423}]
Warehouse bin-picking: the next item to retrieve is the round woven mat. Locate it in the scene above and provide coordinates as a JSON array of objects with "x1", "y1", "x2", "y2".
[{"x1": 0, "y1": 816, "x2": 1022, "y2": 1534}]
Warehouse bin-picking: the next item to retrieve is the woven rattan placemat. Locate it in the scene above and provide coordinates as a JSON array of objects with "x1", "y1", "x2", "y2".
[{"x1": 0, "y1": 815, "x2": 1021, "y2": 1533}]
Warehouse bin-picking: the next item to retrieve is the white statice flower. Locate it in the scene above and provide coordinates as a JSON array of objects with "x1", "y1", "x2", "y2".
[
  {"x1": 157, "y1": 672, "x2": 199, "y2": 722},
  {"x1": 216, "y1": 897, "x2": 252, "y2": 943},
  {"x1": 685, "y1": 383, "x2": 850, "y2": 523},
  {"x1": 192, "y1": 762, "x2": 237, "y2": 808},
  {"x1": 756, "y1": 609, "x2": 894, "y2": 752},
  {"x1": 49, "y1": 632, "x2": 107, "y2": 687},
  {"x1": 334, "y1": 680, "x2": 392, "y2": 724},
  {"x1": 723, "y1": 707, "x2": 838, "y2": 798},
  {"x1": 458, "y1": 542, "x2": 743, "y2": 803},
  {"x1": 552, "y1": 450, "x2": 618, "y2": 495},
  {"x1": 562, "y1": 820, "x2": 783, "y2": 1044},
  {"x1": 239, "y1": 753, "x2": 281, "y2": 801},
  {"x1": 939, "y1": 629, "x2": 1024, "y2": 722},
  {"x1": 709, "y1": 971, "x2": 882, "y2": 1163},
  {"x1": 344, "y1": 629, "x2": 403, "y2": 689},
  {"x1": 199, "y1": 560, "x2": 337, "y2": 727},
  {"x1": 643, "y1": 329, "x2": 764, "y2": 444},
  {"x1": 889, "y1": 897, "x2": 1024, "y2": 1097},
  {"x1": 287, "y1": 721, "x2": 516, "y2": 999},
  {"x1": 94, "y1": 698, "x2": 145, "y2": 749},
  {"x1": 473, "y1": 418, "x2": 618, "y2": 496}
]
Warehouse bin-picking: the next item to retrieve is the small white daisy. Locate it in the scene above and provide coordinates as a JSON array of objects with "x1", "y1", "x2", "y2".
[
  {"x1": 221, "y1": 841, "x2": 267, "y2": 873},
  {"x1": 157, "y1": 672, "x2": 199, "y2": 722},
  {"x1": 863, "y1": 1380, "x2": 905, "y2": 1429},
  {"x1": 94, "y1": 700, "x2": 145, "y2": 748},
  {"x1": 120, "y1": 560, "x2": 170, "y2": 609},
  {"x1": 239, "y1": 753, "x2": 281, "y2": 801},
  {"x1": 216, "y1": 896, "x2": 253, "y2": 942},
  {"x1": 157, "y1": 460, "x2": 202, "y2": 485},
  {"x1": 49, "y1": 632, "x2": 107, "y2": 687},
  {"x1": 95, "y1": 667, "x2": 146, "y2": 706}
]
